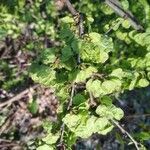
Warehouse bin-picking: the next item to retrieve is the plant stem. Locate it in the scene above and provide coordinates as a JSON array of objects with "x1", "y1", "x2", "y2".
[
  {"x1": 105, "y1": 0, "x2": 144, "y2": 31},
  {"x1": 111, "y1": 119, "x2": 140, "y2": 150}
]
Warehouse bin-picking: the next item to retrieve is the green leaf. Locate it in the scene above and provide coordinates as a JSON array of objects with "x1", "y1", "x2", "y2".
[
  {"x1": 80, "y1": 33, "x2": 113, "y2": 63},
  {"x1": 122, "y1": 20, "x2": 130, "y2": 29},
  {"x1": 101, "y1": 79, "x2": 122, "y2": 94},
  {"x1": 129, "y1": 72, "x2": 139, "y2": 90},
  {"x1": 89, "y1": 32, "x2": 101, "y2": 43},
  {"x1": 110, "y1": 68, "x2": 124, "y2": 79},
  {"x1": 40, "y1": 48, "x2": 56, "y2": 64},
  {"x1": 30, "y1": 63, "x2": 56, "y2": 87},
  {"x1": 85, "y1": 116, "x2": 97, "y2": 132},
  {"x1": 86, "y1": 79, "x2": 105, "y2": 97},
  {"x1": 96, "y1": 105, "x2": 113, "y2": 117},
  {"x1": 75, "y1": 66, "x2": 97, "y2": 83},
  {"x1": 61, "y1": 16, "x2": 74, "y2": 23},
  {"x1": 63, "y1": 114, "x2": 82, "y2": 132},
  {"x1": 136, "y1": 132, "x2": 150, "y2": 141},
  {"x1": 98, "y1": 124, "x2": 114, "y2": 135},
  {"x1": 138, "y1": 78, "x2": 149, "y2": 87},
  {"x1": 59, "y1": 24, "x2": 74, "y2": 42},
  {"x1": 94, "y1": 117, "x2": 110, "y2": 131},
  {"x1": 42, "y1": 133, "x2": 59, "y2": 145},
  {"x1": 100, "y1": 96, "x2": 112, "y2": 106},
  {"x1": 37, "y1": 145, "x2": 53, "y2": 150},
  {"x1": 121, "y1": 0, "x2": 129, "y2": 10},
  {"x1": 74, "y1": 123, "x2": 89, "y2": 138},
  {"x1": 73, "y1": 94, "x2": 86, "y2": 105},
  {"x1": 96, "y1": 104, "x2": 124, "y2": 120},
  {"x1": 89, "y1": 32, "x2": 114, "y2": 53},
  {"x1": 61, "y1": 46, "x2": 73, "y2": 61},
  {"x1": 111, "y1": 107, "x2": 124, "y2": 120},
  {"x1": 28, "y1": 99, "x2": 38, "y2": 115}
]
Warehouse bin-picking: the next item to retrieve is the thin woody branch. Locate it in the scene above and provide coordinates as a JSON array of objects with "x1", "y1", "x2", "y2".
[
  {"x1": 105, "y1": 0, "x2": 144, "y2": 31},
  {"x1": 57, "y1": 1, "x2": 85, "y2": 147},
  {"x1": 0, "y1": 85, "x2": 38, "y2": 108},
  {"x1": 111, "y1": 119, "x2": 140, "y2": 150},
  {"x1": 65, "y1": 0, "x2": 84, "y2": 37},
  {"x1": 65, "y1": 0, "x2": 77, "y2": 16}
]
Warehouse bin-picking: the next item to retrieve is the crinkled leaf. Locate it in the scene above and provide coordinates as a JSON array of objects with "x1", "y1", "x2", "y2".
[
  {"x1": 63, "y1": 114, "x2": 82, "y2": 132},
  {"x1": 73, "y1": 94, "x2": 86, "y2": 105},
  {"x1": 100, "y1": 96, "x2": 112, "y2": 106},
  {"x1": 111, "y1": 107, "x2": 124, "y2": 120},
  {"x1": 96, "y1": 105, "x2": 113, "y2": 118},
  {"x1": 129, "y1": 72, "x2": 139, "y2": 90},
  {"x1": 61, "y1": 46, "x2": 73, "y2": 61},
  {"x1": 37, "y1": 145, "x2": 53, "y2": 150},
  {"x1": 110, "y1": 68, "x2": 124, "y2": 79},
  {"x1": 75, "y1": 66, "x2": 97, "y2": 83},
  {"x1": 30, "y1": 64, "x2": 56, "y2": 86},
  {"x1": 80, "y1": 40, "x2": 110, "y2": 63},
  {"x1": 94, "y1": 117, "x2": 110, "y2": 131},
  {"x1": 89, "y1": 32, "x2": 113, "y2": 53},
  {"x1": 42, "y1": 133, "x2": 59, "y2": 145},
  {"x1": 61, "y1": 16, "x2": 74, "y2": 23},
  {"x1": 40, "y1": 48, "x2": 56, "y2": 64},
  {"x1": 138, "y1": 78, "x2": 149, "y2": 87},
  {"x1": 96, "y1": 104, "x2": 124, "y2": 120},
  {"x1": 101, "y1": 79, "x2": 122, "y2": 94},
  {"x1": 86, "y1": 79, "x2": 105, "y2": 97},
  {"x1": 98, "y1": 124, "x2": 114, "y2": 135}
]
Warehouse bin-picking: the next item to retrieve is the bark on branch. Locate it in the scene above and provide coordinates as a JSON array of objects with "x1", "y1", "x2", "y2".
[{"x1": 105, "y1": 0, "x2": 144, "y2": 31}]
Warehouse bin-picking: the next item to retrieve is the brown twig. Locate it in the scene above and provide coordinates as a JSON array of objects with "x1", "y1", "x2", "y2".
[
  {"x1": 111, "y1": 119, "x2": 140, "y2": 150},
  {"x1": 105, "y1": 0, "x2": 144, "y2": 31},
  {"x1": 126, "y1": 114, "x2": 150, "y2": 119},
  {"x1": 0, "y1": 84, "x2": 38, "y2": 108},
  {"x1": 58, "y1": 0, "x2": 84, "y2": 146},
  {"x1": 0, "y1": 115, "x2": 12, "y2": 135},
  {"x1": 89, "y1": 92, "x2": 97, "y2": 107},
  {"x1": 0, "y1": 139, "x2": 12, "y2": 143},
  {"x1": 67, "y1": 84, "x2": 76, "y2": 111},
  {"x1": 65, "y1": 0, "x2": 84, "y2": 63},
  {"x1": 58, "y1": 83, "x2": 76, "y2": 147},
  {"x1": 65, "y1": 0, "x2": 77, "y2": 16},
  {"x1": 0, "y1": 143, "x2": 20, "y2": 148}
]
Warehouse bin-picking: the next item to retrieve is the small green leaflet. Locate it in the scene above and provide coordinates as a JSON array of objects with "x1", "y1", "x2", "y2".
[
  {"x1": 101, "y1": 79, "x2": 122, "y2": 94},
  {"x1": 63, "y1": 114, "x2": 115, "y2": 138},
  {"x1": 89, "y1": 32, "x2": 114, "y2": 53},
  {"x1": 100, "y1": 96, "x2": 112, "y2": 106},
  {"x1": 40, "y1": 48, "x2": 56, "y2": 64},
  {"x1": 73, "y1": 94, "x2": 86, "y2": 105},
  {"x1": 110, "y1": 68, "x2": 124, "y2": 79},
  {"x1": 75, "y1": 66, "x2": 97, "y2": 83},
  {"x1": 62, "y1": 114, "x2": 82, "y2": 132},
  {"x1": 42, "y1": 133, "x2": 60, "y2": 145},
  {"x1": 96, "y1": 104, "x2": 124, "y2": 120},
  {"x1": 86, "y1": 79, "x2": 104, "y2": 97},
  {"x1": 121, "y1": 0, "x2": 129, "y2": 10},
  {"x1": 37, "y1": 145, "x2": 53, "y2": 150},
  {"x1": 80, "y1": 42, "x2": 109, "y2": 63},
  {"x1": 86, "y1": 78, "x2": 122, "y2": 97},
  {"x1": 138, "y1": 78, "x2": 149, "y2": 87},
  {"x1": 128, "y1": 72, "x2": 139, "y2": 90},
  {"x1": 30, "y1": 63, "x2": 56, "y2": 86},
  {"x1": 61, "y1": 46, "x2": 74, "y2": 62},
  {"x1": 61, "y1": 16, "x2": 74, "y2": 23},
  {"x1": 28, "y1": 99, "x2": 38, "y2": 115},
  {"x1": 80, "y1": 32, "x2": 113, "y2": 63}
]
